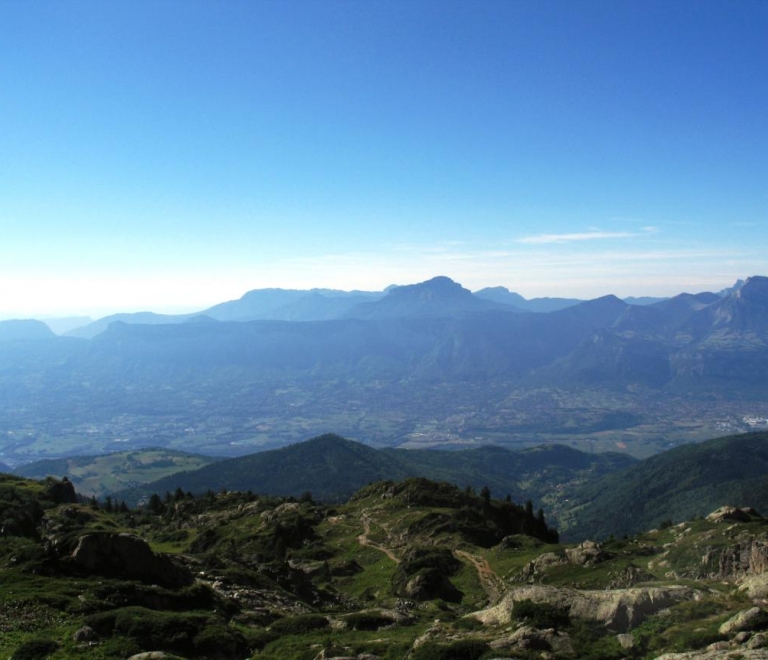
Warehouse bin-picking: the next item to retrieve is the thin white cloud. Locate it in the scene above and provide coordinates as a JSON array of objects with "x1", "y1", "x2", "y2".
[{"x1": 518, "y1": 227, "x2": 658, "y2": 245}]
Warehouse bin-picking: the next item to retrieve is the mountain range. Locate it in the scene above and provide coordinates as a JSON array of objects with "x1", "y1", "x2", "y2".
[
  {"x1": 1, "y1": 274, "x2": 767, "y2": 464},
  {"x1": 39, "y1": 275, "x2": 768, "y2": 391},
  {"x1": 56, "y1": 275, "x2": 669, "y2": 339}
]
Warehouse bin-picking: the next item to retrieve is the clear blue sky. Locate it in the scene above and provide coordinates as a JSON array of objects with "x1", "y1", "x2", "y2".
[{"x1": 1, "y1": 0, "x2": 766, "y2": 318}]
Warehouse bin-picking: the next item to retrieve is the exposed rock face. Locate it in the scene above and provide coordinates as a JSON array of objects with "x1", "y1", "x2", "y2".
[
  {"x1": 71, "y1": 532, "x2": 192, "y2": 587},
  {"x1": 470, "y1": 584, "x2": 698, "y2": 633},
  {"x1": 701, "y1": 538, "x2": 768, "y2": 580}
]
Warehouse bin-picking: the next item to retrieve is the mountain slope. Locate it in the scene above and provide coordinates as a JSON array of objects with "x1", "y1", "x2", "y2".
[
  {"x1": 564, "y1": 431, "x2": 768, "y2": 540},
  {"x1": 345, "y1": 276, "x2": 514, "y2": 319},
  {"x1": 120, "y1": 434, "x2": 635, "y2": 517},
  {"x1": 0, "y1": 319, "x2": 56, "y2": 341},
  {"x1": 15, "y1": 448, "x2": 221, "y2": 497}
]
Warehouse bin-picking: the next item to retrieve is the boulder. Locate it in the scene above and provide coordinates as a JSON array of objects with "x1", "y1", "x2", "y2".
[
  {"x1": 564, "y1": 540, "x2": 607, "y2": 566},
  {"x1": 489, "y1": 625, "x2": 573, "y2": 655},
  {"x1": 470, "y1": 584, "x2": 698, "y2": 633},
  {"x1": 654, "y1": 649, "x2": 768, "y2": 659},
  {"x1": 71, "y1": 532, "x2": 192, "y2": 587},
  {"x1": 707, "y1": 506, "x2": 754, "y2": 523},
  {"x1": 740, "y1": 574, "x2": 768, "y2": 599},
  {"x1": 72, "y1": 625, "x2": 98, "y2": 642},
  {"x1": 719, "y1": 607, "x2": 768, "y2": 637}
]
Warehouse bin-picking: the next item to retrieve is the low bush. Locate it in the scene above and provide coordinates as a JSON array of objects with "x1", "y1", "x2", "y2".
[
  {"x1": 270, "y1": 613, "x2": 329, "y2": 635},
  {"x1": 410, "y1": 639, "x2": 489, "y2": 660},
  {"x1": 512, "y1": 598, "x2": 570, "y2": 630},
  {"x1": 345, "y1": 611, "x2": 392, "y2": 631},
  {"x1": 10, "y1": 639, "x2": 59, "y2": 660}
]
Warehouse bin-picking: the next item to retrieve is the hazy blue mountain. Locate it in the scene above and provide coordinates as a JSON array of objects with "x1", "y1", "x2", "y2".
[
  {"x1": 717, "y1": 278, "x2": 746, "y2": 297},
  {"x1": 119, "y1": 433, "x2": 634, "y2": 509},
  {"x1": 695, "y1": 275, "x2": 768, "y2": 336},
  {"x1": 344, "y1": 276, "x2": 518, "y2": 319},
  {"x1": 65, "y1": 311, "x2": 193, "y2": 339},
  {"x1": 548, "y1": 278, "x2": 768, "y2": 391},
  {"x1": 41, "y1": 316, "x2": 93, "y2": 335},
  {"x1": 474, "y1": 286, "x2": 583, "y2": 312},
  {"x1": 611, "y1": 291, "x2": 720, "y2": 337},
  {"x1": 565, "y1": 431, "x2": 768, "y2": 540},
  {"x1": 0, "y1": 319, "x2": 56, "y2": 341},
  {"x1": 202, "y1": 287, "x2": 384, "y2": 322},
  {"x1": 473, "y1": 286, "x2": 527, "y2": 308},
  {"x1": 622, "y1": 295, "x2": 668, "y2": 306},
  {"x1": 78, "y1": 288, "x2": 630, "y2": 387},
  {"x1": 0, "y1": 461, "x2": 12, "y2": 473}
]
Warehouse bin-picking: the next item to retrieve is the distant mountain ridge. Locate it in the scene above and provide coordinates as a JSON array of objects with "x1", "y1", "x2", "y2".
[
  {"x1": 117, "y1": 433, "x2": 634, "y2": 515},
  {"x1": 0, "y1": 319, "x2": 56, "y2": 341},
  {"x1": 59, "y1": 274, "x2": 731, "y2": 338}
]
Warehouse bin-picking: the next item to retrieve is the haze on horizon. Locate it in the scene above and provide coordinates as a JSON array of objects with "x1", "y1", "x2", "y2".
[{"x1": 2, "y1": 1, "x2": 767, "y2": 319}]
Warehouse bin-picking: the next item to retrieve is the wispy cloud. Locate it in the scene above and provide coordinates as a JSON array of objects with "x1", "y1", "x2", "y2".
[{"x1": 518, "y1": 227, "x2": 658, "y2": 245}]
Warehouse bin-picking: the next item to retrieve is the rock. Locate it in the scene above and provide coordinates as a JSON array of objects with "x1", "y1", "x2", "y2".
[
  {"x1": 655, "y1": 650, "x2": 768, "y2": 659},
  {"x1": 470, "y1": 584, "x2": 699, "y2": 633},
  {"x1": 707, "y1": 506, "x2": 754, "y2": 523},
  {"x1": 72, "y1": 625, "x2": 98, "y2": 642},
  {"x1": 701, "y1": 539, "x2": 768, "y2": 580},
  {"x1": 740, "y1": 574, "x2": 768, "y2": 599},
  {"x1": 617, "y1": 633, "x2": 635, "y2": 649},
  {"x1": 127, "y1": 653, "x2": 185, "y2": 660},
  {"x1": 565, "y1": 540, "x2": 607, "y2": 566},
  {"x1": 749, "y1": 633, "x2": 768, "y2": 649},
  {"x1": 719, "y1": 607, "x2": 768, "y2": 636},
  {"x1": 609, "y1": 564, "x2": 656, "y2": 589},
  {"x1": 71, "y1": 532, "x2": 192, "y2": 587},
  {"x1": 489, "y1": 625, "x2": 573, "y2": 655}
]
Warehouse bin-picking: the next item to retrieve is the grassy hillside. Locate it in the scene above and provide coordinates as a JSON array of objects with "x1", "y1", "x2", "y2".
[
  {"x1": 16, "y1": 448, "x2": 221, "y2": 498},
  {"x1": 565, "y1": 431, "x2": 768, "y2": 540},
  {"x1": 5, "y1": 471, "x2": 768, "y2": 659},
  {"x1": 121, "y1": 435, "x2": 634, "y2": 521}
]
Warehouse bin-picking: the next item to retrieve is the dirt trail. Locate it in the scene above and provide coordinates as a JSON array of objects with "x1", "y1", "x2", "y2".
[
  {"x1": 357, "y1": 513, "x2": 399, "y2": 563},
  {"x1": 454, "y1": 549, "x2": 506, "y2": 603}
]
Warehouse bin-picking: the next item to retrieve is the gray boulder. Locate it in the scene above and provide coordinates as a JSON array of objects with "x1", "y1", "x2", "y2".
[
  {"x1": 71, "y1": 532, "x2": 192, "y2": 587},
  {"x1": 719, "y1": 607, "x2": 768, "y2": 637}
]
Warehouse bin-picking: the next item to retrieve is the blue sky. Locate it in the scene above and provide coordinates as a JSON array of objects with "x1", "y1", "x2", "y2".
[{"x1": 1, "y1": 0, "x2": 767, "y2": 318}]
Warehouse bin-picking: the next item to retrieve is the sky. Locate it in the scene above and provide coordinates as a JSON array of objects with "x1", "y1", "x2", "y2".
[{"x1": 1, "y1": 0, "x2": 767, "y2": 319}]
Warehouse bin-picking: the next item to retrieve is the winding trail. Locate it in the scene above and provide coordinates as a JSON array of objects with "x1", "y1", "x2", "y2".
[
  {"x1": 357, "y1": 513, "x2": 399, "y2": 563},
  {"x1": 454, "y1": 549, "x2": 506, "y2": 603}
]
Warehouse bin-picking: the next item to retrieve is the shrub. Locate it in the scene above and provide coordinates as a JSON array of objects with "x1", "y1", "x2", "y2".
[
  {"x1": 345, "y1": 611, "x2": 391, "y2": 631},
  {"x1": 11, "y1": 639, "x2": 59, "y2": 660},
  {"x1": 512, "y1": 598, "x2": 570, "y2": 630},
  {"x1": 270, "y1": 613, "x2": 329, "y2": 635},
  {"x1": 410, "y1": 639, "x2": 489, "y2": 660}
]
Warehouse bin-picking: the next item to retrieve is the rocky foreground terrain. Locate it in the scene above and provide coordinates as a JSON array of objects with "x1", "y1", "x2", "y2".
[{"x1": 4, "y1": 473, "x2": 768, "y2": 659}]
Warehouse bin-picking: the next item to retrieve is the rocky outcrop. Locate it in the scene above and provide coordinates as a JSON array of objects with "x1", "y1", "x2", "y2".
[
  {"x1": 470, "y1": 584, "x2": 698, "y2": 633},
  {"x1": 519, "y1": 540, "x2": 607, "y2": 580},
  {"x1": 488, "y1": 624, "x2": 573, "y2": 655},
  {"x1": 707, "y1": 506, "x2": 760, "y2": 524},
  {"x1": 71, "y1": 532, "x2": 192, "y2": 587},
  {"x1": 701, "y1": 538, "x2": 768, "y2": 580},
  {"x1": 565, "y1": 540, "x2": 608, "y2": 565}
]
